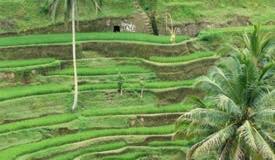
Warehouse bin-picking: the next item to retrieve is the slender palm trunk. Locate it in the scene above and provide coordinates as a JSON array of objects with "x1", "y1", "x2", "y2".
[{"x1": 71, "y1": 0, "x2": 78, "y2": 111}]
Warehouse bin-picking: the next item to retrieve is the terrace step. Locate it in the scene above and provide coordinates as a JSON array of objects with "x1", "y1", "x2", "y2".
[
  {"x1": 76, "y1": 146, "x2": 184, "y2": 160},
  {"x1": 18, "y1": 134, "x2": 174, "y2": 160},
  {"x1": 0, "y1": 59, "x2": 61, "y2": 81},
  {"x1": 0, "y1": 125, "x2": 174, "y2": 160}
]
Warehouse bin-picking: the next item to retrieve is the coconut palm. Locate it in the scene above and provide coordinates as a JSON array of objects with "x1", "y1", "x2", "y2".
[
  {"x1": 46, "y1": 0, "x2": 102, "y2": 29},
  {"x1": 175, "y1": 53, "x2": 275, "y2": 160},
  {"x1": 242, "y1": 24, "x2": 275, "y2": 66},
  {"x1": 46, "y1": 0, "x2": 102, "y2": 111}
]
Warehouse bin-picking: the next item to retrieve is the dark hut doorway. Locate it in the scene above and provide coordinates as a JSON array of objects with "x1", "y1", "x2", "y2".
[{"x1": 113, "y1": 26, "x2": 120, "y2": 32}]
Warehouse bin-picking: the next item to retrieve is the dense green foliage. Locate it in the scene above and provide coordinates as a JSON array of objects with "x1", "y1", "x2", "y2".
[{"x1": 176, "y1": 28, "x2": 275, "y2": 159}]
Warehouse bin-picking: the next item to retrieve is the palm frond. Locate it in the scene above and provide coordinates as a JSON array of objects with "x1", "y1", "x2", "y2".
[
  {"x1": 219, "y1": 139, "x2": 233, "y2": 160},
  {"x1": 215, "y1": 94, "x2": 242, "y2": 116},
  {"x1": 231, "y1": 138, "x2": 245, "y2": 160},
  {"x1": 253, "y1": 127, "x2": 275, "y2": 159},
  {"x1": 192, "y1": 125, "x2": 236, "y2": 159},
  {"x1": 238, "y1": 121, "x2": 257, "y2": 151},
  {"x1": 253, "y1": 109, "x2": 275, "y2": 122},
  {"x1": 184, "y1": 96, "x2": 208, "y2": 108},
  {"x1": 259, "y1": 62, "x2": 275, "y2": 81},
  {"x1": 195, "y1": 76, "x2": 225, "y2": 95},
  {"x1": 177, "y1": 108, "x2": 230, "y2": 128},
  {"x1": 254, "y1": 90, "x2": 275, "y2": 110}
]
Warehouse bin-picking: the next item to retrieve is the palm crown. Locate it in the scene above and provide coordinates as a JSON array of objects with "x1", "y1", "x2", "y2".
[
  {"x1": 46, "y1": 0, "x2": 102, "y2": 26},
  {"x1": 243, "y1": 25, "x2": 275, "y2": 63},
  {"x1": 176, "y1": 45, "x2": 274, "y2": 159}
]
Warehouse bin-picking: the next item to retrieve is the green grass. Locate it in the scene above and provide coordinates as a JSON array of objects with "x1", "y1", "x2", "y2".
[
  {"x1": 0, "y1": 79, "x2": 194, "y2": 101},
  {"x1": 0, "y1": 83, "x2": 71, "y2": 101},
  {"x1": 0, "y1": 58, "x2": 60, "y2": 72},
  {"x1": 99, "y1": 147, "x2": 183, "y2": 160},
  {"x1": 79, "y1": 80, "x2": 195, "y2": 91},
  {"x1": 148, "y1": 140, "x2": 192, "y2": 147},
  {"x1": 0, "y1": 0, "x2": 134, "y2": 33},
  {"x1": 0, "y1": 58, "x2": 56, "y2": 68},
  {"x1": 0, "y1": 125, "x2": 174, "y2": 160},
  {"x1": 199, "y1": 25, "x2": 275, "y2": 38},
  {"x1": 0, "y1": 32, "x2": 189, "y2": 47},
  {"x1": 50, "y1": 141, "x2": 127, "y2": 160},
  {"x1": 101, "y1": 151, "x2": 148, "y2": 160},
  {"x1": 149, "y1": 51, "x2": 215, "y2": 63},
  {"x1": 0, "y1": 114, "x2": 76, "y2": 134},
  {"x1": 50, "y1": 65, "x2": 151, "y2": 76},
  {"x1": 0, "y1": 60, "x2": 61, "y2": 72},
  {"x1": 158, "y1": 0, "x2": 275, "y2": 24},
  {"x1": 0, "y1": 103, "x2": 191, "y2": 134},
  {"x1": 82, "y1": 103, "x2": 192, "y2": 117},
  {"x1": 1, "y1": 0, "x2": 275, "y2": 33}
]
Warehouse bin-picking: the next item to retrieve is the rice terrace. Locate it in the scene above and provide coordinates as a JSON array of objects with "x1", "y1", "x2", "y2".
[{"x1": 0, "y1": 0, "x2": 274, "y2": 160}]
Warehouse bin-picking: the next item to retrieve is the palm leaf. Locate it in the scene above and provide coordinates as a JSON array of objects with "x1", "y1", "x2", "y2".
[
  {"x1": 253, "y1": 127, "x2": 275, "y2": 159},
  {"x1": 238, "y1": 121, "x2": 257, "y2": 151},
  {"x1": 192, "y1": 125, "x2": 236, "y2": 159}
]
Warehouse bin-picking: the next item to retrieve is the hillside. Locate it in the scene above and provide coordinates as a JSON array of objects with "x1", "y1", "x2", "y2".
[
  {"x1": 0, "y1": 1, "x2": 274, "y2": 160},
  {"x1": 0, "y1": 0, "x2": 275, "y2": 34}
]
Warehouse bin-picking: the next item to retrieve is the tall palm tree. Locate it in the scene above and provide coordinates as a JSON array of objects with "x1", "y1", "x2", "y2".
[
  {"x1": 46, "y1": 0, "x2": 102, "y2": 111},
  {"x1": 176, "y1": 53, "x2": 275, "y2": 159},
  {"x1": 46, "y1": 0, "x2": 102, "y2": 29}
]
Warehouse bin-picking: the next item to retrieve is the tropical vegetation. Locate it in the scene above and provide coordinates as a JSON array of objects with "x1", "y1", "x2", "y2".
[
  {"x1": 0, "y1": 1, "x2": 274, "y2": 160},
  {"x1": 176, "y1": 26, "x2": 275, "y2": 160}
]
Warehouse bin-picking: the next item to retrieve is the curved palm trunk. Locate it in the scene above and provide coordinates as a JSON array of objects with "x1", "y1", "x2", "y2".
[{"x1": 71, "y1": 0, "x2": 78, "y2": 111}]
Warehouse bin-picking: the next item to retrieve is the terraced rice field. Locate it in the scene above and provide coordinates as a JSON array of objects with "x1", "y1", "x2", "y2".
[
  {"x1": 0, "y1": 32, "x2": 189, "y2": 47},
  {"x1": 0, "y1": 34, "x2": 218, "y2": 159},
  {"x1": 0, "y1": 0, "x2": 274, "y2": 158},
  {"x1": 149, "y1": 51, "x2": 215, "y2": 63},
  {"x1": 0, "y1": 58, "x2": 61, "y2": 72}
]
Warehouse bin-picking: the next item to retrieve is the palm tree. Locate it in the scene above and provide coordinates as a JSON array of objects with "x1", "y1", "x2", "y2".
[
  {"x1": 46, "y1": 0, "x2": 102, "y2": 111},
  {"x1": 242, "y1": 24, "x2": 275, "y2": 66},
  {"x1": 46, "y1": 0, "x2": 102, "y2": 29},
  {"x1": 175, "y1": 53, "x2": 275, "y2": 159}
]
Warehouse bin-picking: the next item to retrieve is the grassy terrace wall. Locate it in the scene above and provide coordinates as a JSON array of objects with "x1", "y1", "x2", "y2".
[
  {"x1": 153, "y1": 87, "x2": 202, "y2": 105},
  {"x1": 82, "y1": 40, "x2": 199, "y2": 58},
  {"x1": 0, "y1": 40, "x2": 199, "y2": 60},
  {"x1": 0, "y1": 59, "x2": 61, "y2": 81},
  {"x1": 0, "y1": 44, "x2": 82, "y2": 60},
  {"x1": 143, "y1": 57, "x2": 219, "y2": 80},
  {"x1": 0, "y1": 32, "x2": 196, "y2": 60}
]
